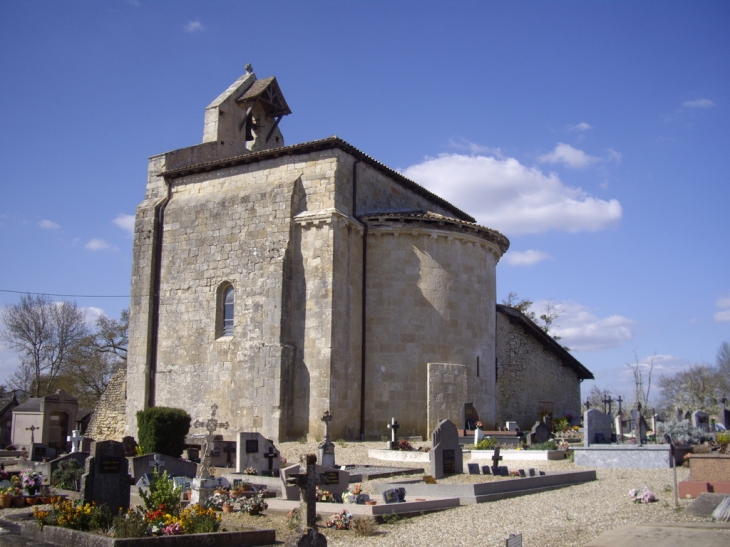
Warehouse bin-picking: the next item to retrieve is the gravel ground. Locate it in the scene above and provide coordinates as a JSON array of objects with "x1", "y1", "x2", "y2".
[
  {"x1": 0, "y1": 442, "x2": 713, "y2": 547},
  {"x1": 277, "y1": 441, "x2": 709, "y2": 547}
]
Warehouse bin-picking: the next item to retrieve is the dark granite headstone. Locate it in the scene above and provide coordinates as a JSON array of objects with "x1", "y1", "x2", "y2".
[
  {"x1": 539, "y1": 471, "x2": 546, "y2": 476},
  {"x1": 527, "y1": 421, "x2": 550, "y2": 446},
  {"x1": 529, "y1": 468, "x2": 536, "y2": 477},
  {"x1": 81, "y1": 440, "x2": 130, "y2": 512},
  {"x1": 429, "y1": 419, "x2": 463, "y2": 479},
  {"x1": 382, "y1": 489, "x2": 399, "y2": 504},
  {"x1": 481, "y1": 465, "x2": 491, "y2": 475},
  {"x1": 467, "y1": 463, "x2": 480, "y2": 475},
  {"x1": 396, "y1": 487, "x2": 406, "y2": 502},
  {"x1": 31, "y1": 443, "x2": 57, "y2": 462},
  {"x1": 518, "y1": 469, "x2": 526, "y2": 477}
]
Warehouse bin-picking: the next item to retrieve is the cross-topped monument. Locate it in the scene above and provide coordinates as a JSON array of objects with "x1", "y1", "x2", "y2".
[
  {"x1": 617, "y1": 396, "x2": 623, "y2": 416},
  {"x1": 193, "y1": 404, "x2": 229, "y2": 478},
  {"x1": 67, "y1": 430, "x2": 84, "y2": 453},
  {"x1": 25, "y1": 424, "x2": 39, "y2": 445},
  {"x1": 320, "y1": 410, "x2": 332, "y2": 444},
  {"x1": 584, "y1": 399, "x2": 591, "y2": 410},
  {"x1": 149, "y1": 453, "x2": 166, "y2": 474},
  {"x1": 387, "y1": 417, "x2": 400, "y2": 449},
  {"x1": 491, "y1": 446, "x2": 503, "y2": 474},
  {"x1": 285, "y1": 453, "x2": 327, "y2": 546},
  {"x1": 263, "y1": 445, "x2": 278, "y2": 472},
  {"x1": 602, "y1": 393, "x2": 613, "y2": 415}
]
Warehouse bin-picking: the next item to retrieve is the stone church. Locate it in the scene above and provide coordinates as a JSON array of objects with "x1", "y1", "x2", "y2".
[{"x1": 123, "y1": 68, "x2": 593, "y2": 443}]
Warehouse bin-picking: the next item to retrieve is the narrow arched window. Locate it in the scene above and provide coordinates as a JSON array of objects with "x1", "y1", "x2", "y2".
[{"x1": 223, "y1": 286, "x2": 234, "y2": 336}]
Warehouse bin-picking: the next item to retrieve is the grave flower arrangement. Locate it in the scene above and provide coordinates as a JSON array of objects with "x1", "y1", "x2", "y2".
[
  {"x1": 239, "y1": 491, "x2": 268, "y2": 515},
  {"x1": 243, "y1": 466, "x2": 258, "y2": 475},
  {"x1": 316, "y1": 486, "x2": 334, "y2": 502},
  {"x1": 397, "y1": 439, "x2": 415, "y2": 451},
  {"x1": 22, "y1": 470, "x2": 42, "y2": 493},
  {"x1": 325, "y1": 510, "x2": 353, "y2": 530},
  {"x1": 10, "y1": 475, "x2": 23, "y2": 496},
  {"x1": 629, "y1": 487, "x2": 656, "y2": 504}
]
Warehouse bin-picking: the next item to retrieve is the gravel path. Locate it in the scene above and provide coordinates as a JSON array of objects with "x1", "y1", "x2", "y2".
[{"x1": 278, "y1": 441, "x2": 709, "y2": 547}]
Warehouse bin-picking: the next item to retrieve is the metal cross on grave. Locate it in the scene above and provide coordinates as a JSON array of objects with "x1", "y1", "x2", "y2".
[
  {"x1": 149, "y1": 453, "x2": 166, "y2": 474},
  {"x1": 263, "y1": 445, "x2": 278, "y2": 471},
  {"x1": 584, "y1": 399, "x2": 591, "y2": 410},
  {"x1": 602, "y1": 393, "x2": 613, "y2": 415},
  {"x1": 193, "y1": 403, "x2": 229, "y2": 478},
  {"x1": 491, "y1": 446, "x2": 503, "y2": 474},
  {"x1": 387, "y1": 417, "x2": 400, "y2": 444},
  {"x1": 617, "y1": 396, "x2": 623, "y2": 416},
  {"x1": 321, "y1": 410, "x2": 332, "y2": 444},
  {"x1": 25, "y1": 425, "x2": 39, "y2": 445},
  {"x1": 67, "y1": 430, "x2": 84, "y2": 453},
  {"x1": 285, "y1": 454, "x2": 320, "y2": 528}
]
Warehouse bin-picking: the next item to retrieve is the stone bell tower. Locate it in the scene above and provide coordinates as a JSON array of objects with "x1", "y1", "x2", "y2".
[{"x1": 202, "y1": 64, "x2": 291, "y2": 155}]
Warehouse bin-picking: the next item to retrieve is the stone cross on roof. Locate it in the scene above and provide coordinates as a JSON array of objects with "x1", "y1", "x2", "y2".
[
  {"x1": 193, "y1": 404, "x2": 229, "y2": 478},
  {"x1": 387, "y1": 417, "x2": 400, "y2": 444},
  {"x1": 321, "y1": 410, "x2": 332, "y2": 444},
  {"x1": 67, "y1": 430, "x2": 84, "y2": 453}
]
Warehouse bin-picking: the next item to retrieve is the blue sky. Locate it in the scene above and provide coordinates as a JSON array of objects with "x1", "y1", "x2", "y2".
[{"x1": 1, "y1": 1, "x2": 728, "y2": 404}]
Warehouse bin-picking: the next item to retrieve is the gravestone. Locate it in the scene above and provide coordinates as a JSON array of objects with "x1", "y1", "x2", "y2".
[
  {"x1": 584, "y1": 408, "x2": 613, "y2": 447},
  {"x1": 491, "y1": 446, "x2": 503, "y2": 475},
  {"x1": 318, "y1": 411, "x2": 335, "y2": 468},
  {"x1": 382, "y1": 488, "x2": 399, "y2": 504},
  {"x1": 518, "y1": 469, "x2": 526, "y2": 477},
  {"x1": 130, "y1": 452, "x2": 197, "y2": 484},
  {"x1": 474, "y1": 428, "x2": 485, "y2": 444},
  {"x1": 235, "y1": 432, "x2": 281, "y2": 476},
  {"x1": 67, "y1": 430, "x2": 84, "y2": 453},
  {"x1": 467, "y1": 463, "x2": 480, "y2": 475},
  {"x1": 719, "y1": 398, "x2": 730, "y2": 430},
  {"x1": 429, "y1": 419, "x2": 463, "y2": 479},
  {"x1": 529, "y1": 468, "x2": 536, "y2": 477},
  {"x1": 506, "y1": 533, "x2": 523, "y2": 547},
  {"x1": 692, "y1": 410, "x2": 710, "y2": 433},
  {"x1": 631, "y1": 409, "x2": 649, "y2": 444},
  {"x1": 190, "y1": 404, "x2": 229, "y2": 505},
  {"x1": 614, "y1": 415, "x2": 624, "y2": 443},
  {"x1": 505, "y1": 421, "x2": 519, "y2": 432},
  {"x1": 31, "y1": 443, "x2": 57, "y2": 462},
  {"x1": 526, "y1": 420, "x2": 550, "y2": 446},
  {"x1": 481, "y1": 465, "x2": 491, "y2": 475},
  {"x1": 386, "y1": 417, "x2": 400, "y2": 450},
  {"x1": 81, "y1": 440, "x2": 131, "y2": 512}
]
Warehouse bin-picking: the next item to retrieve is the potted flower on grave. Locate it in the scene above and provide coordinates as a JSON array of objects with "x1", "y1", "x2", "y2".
[
  {"x1": 239, "y1": 492, "x2": 268, "y2": 515},
  {"x1": 315, "y1": 486, "x2": 334, "y2": 503},
  {"x1": 21, "y1": 470, "x2": 42, "y2": 496},
  {"x1": 243, "y1": 466, "x2": 257, "y2": 476}
]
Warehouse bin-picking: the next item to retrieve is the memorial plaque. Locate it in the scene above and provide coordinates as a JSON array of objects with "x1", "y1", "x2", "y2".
[
  {"x1": 323, "y1": 471, "x2": 339, "y2": 485},
  {"x1": 518, "y1": 469, "x2": 526, "y2": 477},
  {"x1": 467, "y1": 463, "x2": 480, "y2": 475},
  {"x1": 506, "y1": 533, "x2": 523, "y2": 547},
  {"x1": 246, "y1": 439, "x2": 259, "y2": 454},
  {"x1": 442, "y1": 449, "x2": 456, "y2": 474},
  {"x1": 36, "y1": 447, "x2": 46, "y2": 456},
  {"x1": 382, "y1": 489, "x2": 399, "y2": 504},
  {"x1": 529, "y1": 468, "x2": 536, "y2": 477},
  {"x1": 481, "y1": 465, "x2": 491, "y2": 475},
  {"x1": 100, "y1": 456, "x2": 122, "y2": 474}
]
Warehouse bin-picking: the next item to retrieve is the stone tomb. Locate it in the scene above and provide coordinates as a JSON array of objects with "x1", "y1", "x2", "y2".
[
  {"x1": 81, "y1": 440, "x2": 131, "y2": 512},
  {"x1": 692, "y1": 410, "x2": 710, "y2": 432},
  {"x1": 280, "y1": 462, "x2": 350, "y2": 502},
  {"x1": 584, "y1": 409, "x2": 613, "y2": 447},
  {"x1": 130, "y1": 452, "x2": 198, "y2": 484},
  {"x1": 430, "y1": 419, "x2": 463, "y2": 479},
  {"x1": 236, "y1": 432, "x2": 280, "y2": 476}
]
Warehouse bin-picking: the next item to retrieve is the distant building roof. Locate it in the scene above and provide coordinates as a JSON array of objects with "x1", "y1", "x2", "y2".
[
  {"x1": 497, "y1": 304, "x2": 594, "y2": 381},
  {"x1": 13, "y1": 398, "x2": 42, "y2": 413},
  {"x1": 0, "y1": 393, "x2": 18, "y2": 416}
]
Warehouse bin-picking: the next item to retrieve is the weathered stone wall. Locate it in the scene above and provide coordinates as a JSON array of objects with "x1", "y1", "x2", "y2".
[
  {"x1": 363, "y1": 222, "x2": 499, "y2": 439},
  {"x1": 495, "y1": 312, "x2": 581, "y2": 431},
  {"x1": 87, "y1": 367, "x2": 127, "y2": 442},
  {"x1": 427, "y1": 363, "x2": 468, "y2": 435}
]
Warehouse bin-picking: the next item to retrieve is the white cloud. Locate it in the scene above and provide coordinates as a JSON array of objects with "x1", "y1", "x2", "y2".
[
  {"x1": 112, "y1": 214, "x2": 135, "y2": 236},
  {"x1": 538, "y1": 143, "x2": 599, "y2": 169},
  {"x1": 503, "y1": 249, "x2": 550, "y2": 266},
  {"x1": 714, "y1": 294, "x2": 730, "y2": 322},
  {"x1": 682, "y1": 98, "x2": 715, "y2": 109},
  {"x1": 184, "y1": 20, "x2": 204, "y2": 33},
  {"x1": 85, "y1": 238, "x2": 111, "y2": 251},
  {"x1": 402, "y1": 153, "x2": 622, "y2": 234},
  {"x1": 606, "y1": 148, "x2": 622, "y2": 163},
  {"x1": 570, "y1": 122, "x2": 592, "y2": 132},
  {"x1": 532, "y1": 300, "x2": 635, "y2": 352},
  {"x1": 82, "y1": 306, "x2": 105, "y2": 327},
  {"x1": 448, "y1": 138, "x2": 503, "y2": 157},
  {"x1": 39, "y1": 220, "x2": 60, "y2": 229}
]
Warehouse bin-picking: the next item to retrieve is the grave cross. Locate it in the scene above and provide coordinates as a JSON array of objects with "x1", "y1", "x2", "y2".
[
  {"x1": 285, "y1": 454, "x2": 319, "y2": 529},
  {"x1": 387, "y1": 417, "x2": 400, "y2": 444},
  {"x1": 25, "y1": 424, "x2": 39, "y2": 445},
  {"x1": 149, "y1": 453, "x2": 166, "y2": 473},
  {"x1": 320, "y1": 410, "x2": 332, "y2": 444},
  {"x1": 263, "y1": 445, "x2": 278, "y2": 471},
  {"x1": 602, "y1": 393, "x2": 613, "y2": 415},
  {"x1": 491, "y1": 446, "x2": 503, "y2": 473},
  {"x1": 193, "y1": 403, "x2": 229, "y2": 478},
  {"x1": 617, "y1": 396, "x2": 623, "y2": 416},
  {"x1": 584, "y1": 399, "x2": 591, "y2": 410},
  {"x1": 67, "y1": 430, "x2": 84, "y2": 453}
]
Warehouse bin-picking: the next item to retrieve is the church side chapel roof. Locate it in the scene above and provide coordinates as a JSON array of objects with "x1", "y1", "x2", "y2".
[
  {"x1": 497, "y1": 304, "x2": 594, "y2": 381},
  {"x1": 235, "y1": 76, "x2": 292, "y2": 118},
  {"x1": 158, "y1": 136, "x2": 475, "y2": 224},
  {"x1": 361, "y1": 211, "x2": 510, "y2": 255}
]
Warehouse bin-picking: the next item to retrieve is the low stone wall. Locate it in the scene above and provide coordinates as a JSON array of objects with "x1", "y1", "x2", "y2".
[
  {"x1": 572, "y1": 445, "x2": 671, "y2": 468},
  {"x1": 471, "y1": 450, "x2": 566, "y2": 461},
  {"x1": 367, "y1": 449, "x2": 431, "y2": 463}
]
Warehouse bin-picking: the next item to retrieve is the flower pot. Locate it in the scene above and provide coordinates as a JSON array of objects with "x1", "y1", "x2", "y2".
[
  {"x1": 40, "y1": 497, "x2": 54, "y2": 504},
  {"x1": 26, "y1": 497, "x2": 40, "y2": 505},
  {"x1": 11, "y1": 496, "x2": 25, "y2": 507},
  {"x1": 182, "y1": 491, "x2": 191, "y2": 501},
  {"x1": 0, "y1": 494, "x2": 11, "y2": 508},
  {"x1": 222, "y1": 503, "x2": 233, "y2": 513},
  {"x1": 365, "y1": 500, "x2": 377, "y2": 506}
]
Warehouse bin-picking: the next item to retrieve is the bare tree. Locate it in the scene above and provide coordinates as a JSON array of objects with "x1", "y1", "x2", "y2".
[
  {"x1": 1, "y1": 294, "x2": 87, "y2": 397},
  {"x1": 627, "y1": 351, "x2": 655, "y2": 412}
]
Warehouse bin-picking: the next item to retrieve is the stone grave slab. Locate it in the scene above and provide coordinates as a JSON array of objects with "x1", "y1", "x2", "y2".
[
  {"x1": 81, "y1": 440, "x2": 131, "y2": 512},
  {"x1": 130, "y1": 452, "x2": 197, "y2": 484},
  {"x1": 236, "y1": 432, "x2": 280, "y2": 476},
  {"x1": 430, "y1": 419, "x2": 463, "y2": 479},
  {"x1": 685, "y1": 493, "x2": 730, "y2": 517}
]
